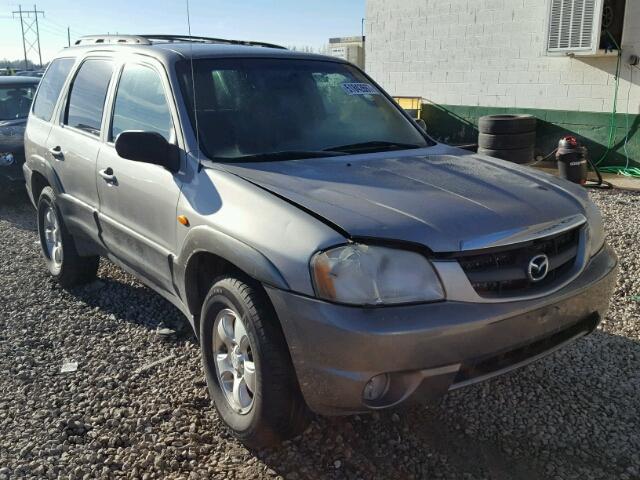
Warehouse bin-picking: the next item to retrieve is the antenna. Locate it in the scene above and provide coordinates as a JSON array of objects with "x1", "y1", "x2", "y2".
[{"x1": 185, "y1": 0, "x2": 201, "y2": 171}]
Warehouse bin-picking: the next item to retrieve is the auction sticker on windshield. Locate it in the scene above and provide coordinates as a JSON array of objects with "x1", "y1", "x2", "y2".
[{"x1": 341, "y1": 83, "x2": 379, "y2": 96}]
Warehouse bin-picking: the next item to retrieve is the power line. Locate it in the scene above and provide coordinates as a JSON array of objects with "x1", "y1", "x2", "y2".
[
  {"x1": 12, "y1": 4, "x2": 44, "y2": 69},
  {"x1": 42, "y1": 15, "x2": 89, "y2": 36}
]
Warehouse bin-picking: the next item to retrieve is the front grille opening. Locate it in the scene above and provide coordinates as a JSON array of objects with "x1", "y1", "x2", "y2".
[
  {"x1": 457, "y1": 226, "x2": 581, "y2": 297},
  {"x1": 453, "y1": 313, "x2": 599, "y2": 385}
]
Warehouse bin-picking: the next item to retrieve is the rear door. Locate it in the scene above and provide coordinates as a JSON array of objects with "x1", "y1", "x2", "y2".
[
  {"x1": 25, "y1": 57, "x2": 75, "y2": 195},
  {"x1": 96, "y1": 60, "x2": 182, "y2": 292},
  {"x1": 45, "y1": 57, "x2": 114, "y2": 242}
]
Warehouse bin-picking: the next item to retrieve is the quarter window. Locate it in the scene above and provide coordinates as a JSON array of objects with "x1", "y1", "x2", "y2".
[
  {"x1": 64, "y1": 59, "x2": 113, "y2": 136},
  {"x1": 111, "y1": 64, "x2": 173, "y2": 142},
  {"x1": 32, "y1": 57, "x2": 74, "y2": 121}
]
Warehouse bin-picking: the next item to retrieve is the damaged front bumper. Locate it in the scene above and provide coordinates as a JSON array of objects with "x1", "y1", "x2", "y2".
[{"x1": 266, "y1": 244, "x2": 617, "y2": 415}]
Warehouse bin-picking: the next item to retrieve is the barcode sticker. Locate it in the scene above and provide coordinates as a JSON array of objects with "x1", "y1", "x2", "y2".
[{"x1": 341, "y1": 83, "x2": 379, "y2": 96}]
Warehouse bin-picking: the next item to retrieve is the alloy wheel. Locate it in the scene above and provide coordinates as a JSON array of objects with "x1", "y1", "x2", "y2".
[
  {"x1": 43, "y1": 204, "x2": 63, "y2": 270},
  {"x1": 212, "y1": 308, "x2": 256, "y2": 414}
]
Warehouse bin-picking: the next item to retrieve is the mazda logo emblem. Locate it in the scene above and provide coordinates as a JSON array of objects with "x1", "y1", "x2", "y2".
[{"x1": 528, "y1": 254, "x2": 550, "y2": 282}]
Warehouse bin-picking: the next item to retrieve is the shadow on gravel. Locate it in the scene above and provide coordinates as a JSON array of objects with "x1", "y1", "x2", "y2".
[
  {"x1": 54, "y1": 253, "x2": 640, "y2": 478},
  {"x1": 71, "y1": 270, "x2": 194, "y2": 339},
  {"x1": 0, "y1": 190, "x2": 36, "y2": 232}
]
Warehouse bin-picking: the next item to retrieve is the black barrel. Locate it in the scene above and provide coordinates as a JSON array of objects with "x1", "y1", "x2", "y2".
[{"x1": 477, "y1": 114, "x2": 536, "y2": 164}]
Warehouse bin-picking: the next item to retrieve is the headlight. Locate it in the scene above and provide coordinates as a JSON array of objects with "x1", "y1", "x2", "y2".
[
  {"x1": 585, "y1": 201, "x2": 605, "y2": 257},
  {"x1": 0, "y1": 152, "x2": 15, "y2": 167},
  {"x1": 310, "y1": 244, "x2": 445, "y2": 305}
]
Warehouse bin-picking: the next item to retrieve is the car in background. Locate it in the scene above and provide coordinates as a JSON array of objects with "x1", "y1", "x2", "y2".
[
  {"x1": 1, "y1": 76, "x2": 39, "y2": 198},
  {"x1": 15, "y1": 70, "x2": 45, "y2": 78}
]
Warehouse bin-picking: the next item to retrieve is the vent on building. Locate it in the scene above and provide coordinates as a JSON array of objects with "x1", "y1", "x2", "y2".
[{"x1": 546, "y1": 0, "x2": 626, "y2": 55}]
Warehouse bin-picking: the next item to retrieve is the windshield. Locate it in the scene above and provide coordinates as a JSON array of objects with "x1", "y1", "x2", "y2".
[
  {"x1": 177, "y1": 58, "x2": 432, "y2": 161},
  {"x1": 0, "y1": 84, "x2": 36, "y2": 121}
]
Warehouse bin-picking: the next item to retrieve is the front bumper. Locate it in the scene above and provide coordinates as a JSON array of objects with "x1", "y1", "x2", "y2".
[{"x1": 266, "y1": 244, "x2": 617, "y2": 415}]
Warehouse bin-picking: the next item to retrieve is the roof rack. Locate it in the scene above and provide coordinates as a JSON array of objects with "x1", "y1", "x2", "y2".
[
  {"x1": 74, "y1": 35, "x2": 152, "y2": 46},
  {"x1": 139, "y1": 35, "x2": 287, "y2": 50},
  {"x1": 73, "y1": 34, "x2": 286, "y2": 50}
]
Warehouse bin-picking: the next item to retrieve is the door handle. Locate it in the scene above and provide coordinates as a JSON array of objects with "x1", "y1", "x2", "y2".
[
  {"x1": 98, "y1": 167, "x2": 117, "y2": 185},
  {"x1": 48, "y1": 146, "x2": 63, "y2": 160}
]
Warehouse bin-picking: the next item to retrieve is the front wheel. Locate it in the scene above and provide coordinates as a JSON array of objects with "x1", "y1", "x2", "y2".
[{"x1": 200, "y1": 276, "x2": 310, "y2": 448}]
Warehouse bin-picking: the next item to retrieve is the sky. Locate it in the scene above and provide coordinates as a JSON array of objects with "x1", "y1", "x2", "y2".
[{"x1": 0, "y1": 0, "x2": 365, "y2": 66}]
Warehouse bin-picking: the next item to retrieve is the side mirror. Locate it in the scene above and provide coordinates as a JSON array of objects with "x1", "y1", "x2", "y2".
[
  {"x1": 416, "y1": 119, "x2": 427, "y2": 131},
  {"x1": 115, "y1": 131, "x2": 180, "y2": 173}
]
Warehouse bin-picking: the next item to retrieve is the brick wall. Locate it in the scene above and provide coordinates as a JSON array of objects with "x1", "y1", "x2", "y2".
[{"x1": 365, "y1": 0, "x2": 640, "y2": 115}]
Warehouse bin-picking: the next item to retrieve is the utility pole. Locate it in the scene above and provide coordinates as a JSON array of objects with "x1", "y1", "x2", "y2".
[
  {"x1": 12, "y1": 4, "x2": 45, "y2": 70},
  {"x1": 17, "y1": 5, "x2": 28, "y2": 70},
  {"x1": 34, "y1": 5, "x2": 42, "y2": 66}
]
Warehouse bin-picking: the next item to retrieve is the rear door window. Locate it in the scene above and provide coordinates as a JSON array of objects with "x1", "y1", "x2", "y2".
[
  {"x1": 110, "y1": 63, "x2": 173, "y2": 142},
  {"x1": 64, "y1": 59, "x2": 113, "y2": 136},
  {"x1": 31, "y1": 57, "x2": 74, "y2": 121}
]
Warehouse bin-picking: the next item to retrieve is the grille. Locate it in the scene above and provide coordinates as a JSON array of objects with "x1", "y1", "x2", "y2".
[{"x1": 457, "y1": 227, "x2": 581, "y2": 298}]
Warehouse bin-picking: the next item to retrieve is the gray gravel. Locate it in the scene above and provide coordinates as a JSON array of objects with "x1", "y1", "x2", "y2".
[{"x1": 1, "y1": 188, "x2": 639, "y2": 480}]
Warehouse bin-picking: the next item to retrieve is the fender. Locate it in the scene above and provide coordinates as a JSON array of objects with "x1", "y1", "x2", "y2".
[
  {"x1": 26, "y1": 154, "x2": 65, "y2": 199},
  {"x1": 174, "y1": 225, "x2": 290, "y2": 314}
]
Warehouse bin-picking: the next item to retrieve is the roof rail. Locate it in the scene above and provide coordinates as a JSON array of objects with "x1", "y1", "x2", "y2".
[
  {"x1": 74, "y1": 35, "x2": 152, "y2": 46},
  {"x1": 138, "y1": 34, "x2": 287, "y2": 50}
]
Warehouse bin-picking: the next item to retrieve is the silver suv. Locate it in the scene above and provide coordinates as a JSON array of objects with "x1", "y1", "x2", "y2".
[{"x1": 24, "y1": 35, "x2": 617, "y2": 447}]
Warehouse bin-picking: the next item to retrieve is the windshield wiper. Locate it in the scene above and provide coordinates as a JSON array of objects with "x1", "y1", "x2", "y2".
[
  {"x1": 214, "y1": 150, "x2": 347, "y2": 163},
  {"x1": 323, "y1": 141, "x2": 423, "y2": 154}
]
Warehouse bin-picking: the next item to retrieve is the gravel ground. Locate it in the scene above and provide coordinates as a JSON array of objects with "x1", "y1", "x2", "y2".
[{"x1": 1, "y1": 188, "x2": 639, "y2": 480}]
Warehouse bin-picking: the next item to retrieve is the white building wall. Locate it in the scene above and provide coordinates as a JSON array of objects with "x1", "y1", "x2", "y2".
[{"x1": 365, "y1": 0, "x2": 640, "y2": 114}]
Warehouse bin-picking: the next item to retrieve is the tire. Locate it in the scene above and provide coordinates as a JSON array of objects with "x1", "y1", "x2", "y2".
[
  {"x1": 478, "y1": 131, "x2": 536, "y2": 150},
  {"x1": 37, "y1": 186, "x2": 99, "y2": 287},
  {"x1": 478, "y1": 147, "x2": 535, "y2": 164},
  {"x1": 200, "y1": 276, "x2": 310, "y2": 448},
  {"x1": 478, "y1": 114, "x2": 536, "y2": 135}
]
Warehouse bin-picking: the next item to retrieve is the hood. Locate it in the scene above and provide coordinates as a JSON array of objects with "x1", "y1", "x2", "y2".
[
  {"x1": 0, "y1": 119, "x2": 27, "y2": 153},
  {"x1": 218, "y1": 148, "x2": 588, "y2": 253}
]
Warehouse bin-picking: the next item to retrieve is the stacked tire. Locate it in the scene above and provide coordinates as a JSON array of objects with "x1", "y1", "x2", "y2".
[{"x1": 477, "y1": 114, "x2": 536, "y2": 164}]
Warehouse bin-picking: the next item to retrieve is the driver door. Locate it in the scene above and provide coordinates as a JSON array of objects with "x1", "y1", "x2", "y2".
[{"x1": 96, "y1": 60, "x2": 182, "y2": 293}]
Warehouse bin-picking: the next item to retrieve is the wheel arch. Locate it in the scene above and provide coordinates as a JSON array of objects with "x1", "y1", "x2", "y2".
[
  {"x1": 177, "y1": 226, "x2": 290, "y2": 333},
  {"x1": 29, "y1": 160, "x2": 64, "y2": 203},
  {"x1": 30, "y1": 170, "x2": 50, "y2": 204}
]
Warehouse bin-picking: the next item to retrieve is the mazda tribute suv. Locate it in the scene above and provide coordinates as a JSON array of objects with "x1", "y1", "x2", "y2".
[{"x1": 23, "y1": 35, "x2": 617, "y2": 447}]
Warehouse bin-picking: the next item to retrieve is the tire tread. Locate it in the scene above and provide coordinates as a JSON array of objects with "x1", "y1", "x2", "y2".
[{"x1": 201, "y1": 276, "x2": 310, "y2": 448}]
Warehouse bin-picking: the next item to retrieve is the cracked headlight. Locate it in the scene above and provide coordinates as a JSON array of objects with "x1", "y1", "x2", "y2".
[{"x1": 311, "y1": 244, "x2": 445, "y2": 306}]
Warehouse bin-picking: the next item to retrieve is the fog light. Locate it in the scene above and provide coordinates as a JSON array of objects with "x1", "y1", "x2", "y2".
[
  {"x1": 363, "y1": 373, "x2": 390, "y2": 402},
  {"x1": 0, "y1": 153, "x2": 15, "y2": 167}
]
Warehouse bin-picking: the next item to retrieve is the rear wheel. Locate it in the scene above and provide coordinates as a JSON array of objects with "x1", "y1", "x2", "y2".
[
  {"x1": 37, "y1": 186, "x2": 99, "y2": 287},
  {"x1": 200, "y1": 276, "x2": 310, "y2": 448}
]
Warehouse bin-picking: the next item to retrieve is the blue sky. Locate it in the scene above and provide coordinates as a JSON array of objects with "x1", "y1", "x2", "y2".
[{"x1": 1, "y1": 0, "x2": 365, "y2": 65}]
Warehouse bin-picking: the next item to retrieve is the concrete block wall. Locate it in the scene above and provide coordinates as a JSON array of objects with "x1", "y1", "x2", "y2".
[{"x1": 365, "y1": 0, "x2": 640, "y2": 115}]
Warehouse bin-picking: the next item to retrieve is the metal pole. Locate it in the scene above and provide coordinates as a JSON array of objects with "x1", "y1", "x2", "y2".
[
  {"x1": 361, "y1": 17, "x2": 365, "y2": 40},
  {"x1": 34, "y1": 4, "x2": 43, "y2": 67},
  {"x1": 18, "y1": 6, "x2": 28, "y2": 70},
  {"x1": 67, "y1": 27, "x2": 71, "y2": 47}
]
